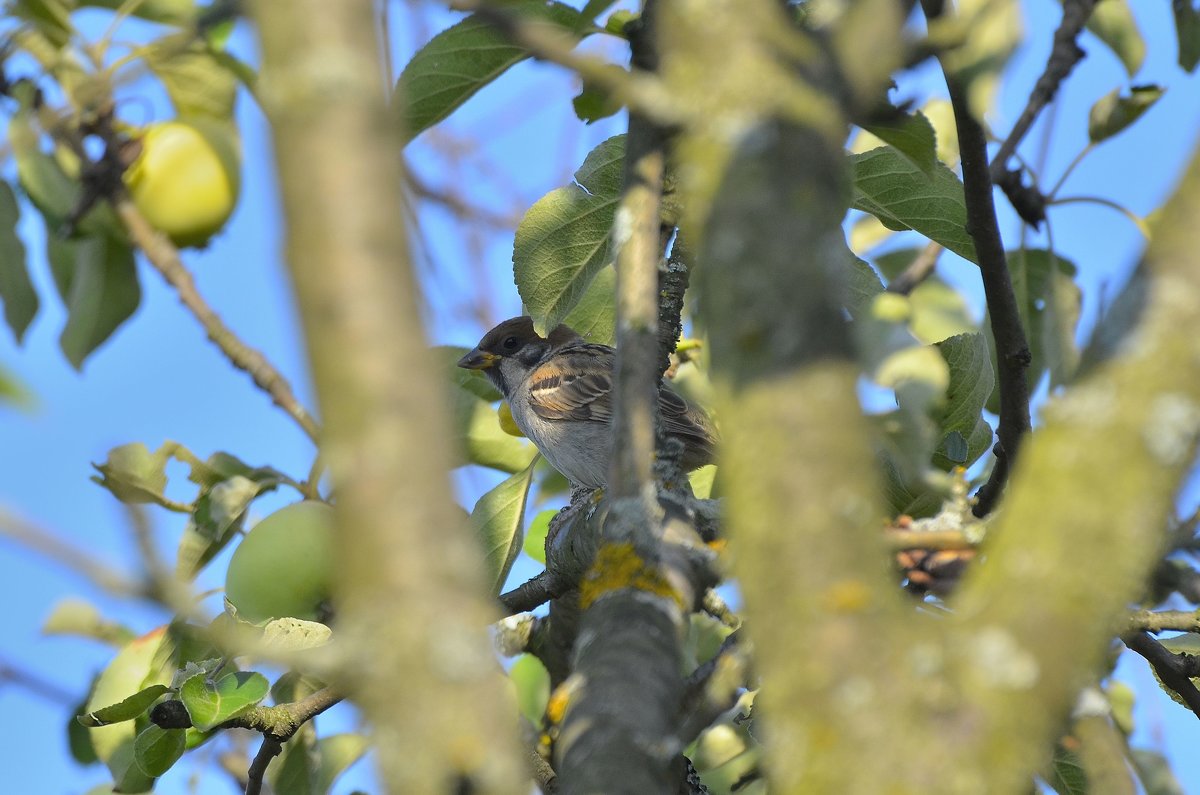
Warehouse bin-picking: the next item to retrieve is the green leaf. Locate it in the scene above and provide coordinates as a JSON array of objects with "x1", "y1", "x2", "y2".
[
  {"x1": 454, "y1": 395, "x2": 539, "y2": 473},
  {"x1": 178, "y1": 671, "x2": 270, "y2": 731},
  {"x1": 510, "y1": 654, "x2": 551, "y2": 726},
  {"x1": 1173, "y1": 0, "x2": 1200, "y2": 72},
  {"x1": 471, "y1": 459, "x2": 537, "y2": 593},
  {"x1": 398, "y1": 1, "x2": 588, "y2": 141},
  {"x1": 1088, "y1": 85, "x2": 1164, "y2": 143},
  {"x1": 1046, "y1": 744, "x2": 1087, "y2": 795},
  {"x1": 842, "y1": 255, "x2": 884, "y2": 319},
  {"x1": 561, "y1": 265, "x2": 616, "y2": 345},
  {"x1": 514, "y1": 134, "x2": 626, "y2": 332},
  {"x1": 572, "y1": 66, "x2": 625, "y2": 124},
  {"x1": 861, "y1": 110, "x2": 938, "y2": 175},
  {"x1": 11, "y1": 0, "x2": 72, "y2": 48},
  {"x1": 316, "y1": 733, "x2": 371, "y2": 794},
  {"x1": 0, "y1": 181, "x2": 38, "y2": 342},
  {"x1": 47, "y1": 233, "x2": 141, "y2": 369},
  {"x1": 79, "y1": 684, "x2": 170, "y2": 727},
  {"x1": 1086, "y1": 0, "x2": 1145, "y2": 77},
  {"x1": 269, "y1": 729, "x2": 319, "y2": 795},
  {"x1": 931, "y1": 333, "x2": 994, "y2": 470},
  {"x1": 259, "y1": 617, "x2": 333, "y2": 653},
  {"x1": 178, "y1": 458, "x2": 286, "y2": 578},
  {"x1": 91, "y1": 442, "x2": 182, "y2": 507},
  {"x1": 522, "y1": 508, "x2": 557, "y2": 565},
  {"x1": 688, "y1": 464, "x2": 718, "y2": 500},
  {"x1": 141, "y1": 32, "x2": 238, "y2": 120},
  {"x1": 985, "y1": 250, "x2": 1080, "y2": 411},
  {"x1": 907, "y1": 278, "x2": 976, "y2": 345},
  {"x1": 1131, "y1": 749, "x2": 1186, "y2": 795},
  {"x1": 85, "y1": 627, "x2": 169, "y2": 783},
  {"x1": 68, "y1": 690, "x2": 100, "y2": 764},
  {"x1": 132, "y1": 725, "x2": 185, "y2": 778},
  {"x1": 850, "y1": 146, "x2": 978, "y2": 264}
]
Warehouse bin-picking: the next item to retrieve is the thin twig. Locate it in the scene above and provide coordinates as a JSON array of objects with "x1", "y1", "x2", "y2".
[
  {"x1": 924, "y1": 0, "x2": 1032, "y2": 518},
  {"x1": 0, "y1": 509, "x2": 142, "y2": 595},
  {"x1": 110, "y1": 195, "x2": 321, "y2": 443},
  {"x1": 1123, "y1": 632, "x2": 1200, "y2": 720},
  {"x1": 221, "y1": 686, "x2": 343, "y2": 738},
  {"x1": 988, "y1": 0, "x2": 1097, "y2": 182},
  {"x1": 885, "y1": 241, "x2": 942, "y2": 295}
]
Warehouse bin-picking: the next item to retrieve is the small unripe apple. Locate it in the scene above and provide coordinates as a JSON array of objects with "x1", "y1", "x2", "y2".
[
  {"x1": 123, "y1": 118, "x2": 240, "y2": 248},
  {"x1": 225, "y1": 501, "x2": 334, "y2": 624}
]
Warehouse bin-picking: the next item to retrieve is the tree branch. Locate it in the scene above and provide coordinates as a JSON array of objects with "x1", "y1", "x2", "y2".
[
  {"x1": 243, "y1": 736, "x2": 282, "y2": 795},
  {"x1": 500, "y1": 570, "x2": 567, "y2": 615},
  {"x1": 112, "y1": 196, "x2": 321, "y2": 444},
  {"x1": 1126, "y1": 609, "x2": 1200, "y2": 635},
  {"x1": 988, "y1": 0, "x2": 1097, "y2": 185},
  {"x1": 221, "y1": 686, "x2": 342, "y2": 739},
  {"x1": 924, "y1": 0, "x2": 1032, "y2": 517},
  {"x1": 252, "y1": 2, "x2": 525, "y2": 791},
  {"x1": 1123, "y1": 632, "x2": 1200, "y2": 720}
]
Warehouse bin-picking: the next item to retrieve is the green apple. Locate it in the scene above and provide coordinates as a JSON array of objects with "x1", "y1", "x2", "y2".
[
  {"x1": 225, "y1": 501, "x2": 334, "y2": 624},
  {"x1": 123, "y1": 118, "x2": 241, "y2": 248}
]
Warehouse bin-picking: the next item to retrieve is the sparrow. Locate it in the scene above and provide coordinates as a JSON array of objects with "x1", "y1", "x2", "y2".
[{"x1": 457, "y1": 316, "x2": 717, "y2": 488}]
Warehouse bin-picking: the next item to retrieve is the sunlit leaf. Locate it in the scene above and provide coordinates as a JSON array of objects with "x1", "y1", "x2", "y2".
[
  {"x1": 1088, "y1": 85, "x2": 1164, "y2": 143},
  {"x1": 141, "y1": 31, "x2": 238, "y2": 120},
  {"x1": 514, "y1": 135, "x2": 625, "y2": 332},
  {"x1": 471, "y1": 459, "x2": 537, "y2": 593},
  {"x1": 510, "y1": 654, "x2": 551, "y2": 726},
  {"x1": 178, "y1": 671, "x2": 269, "y2": 731},
  {"x1": 91, "y1": 442, "x2": 182, "y2": 507},
  {"x1": 316, "y1": 733, "x2": 370, "y2": 794},
  {"x1": 1086, "y1": 0, "x2": 1145, "y2": 77},
  {"x1": 522, "y1": 508, "x2": 557, "y2": 565},
  {"x1": 398, "y1": 1, "x2": 589, "y2": 140},
  {"x1": 850, "y1": 146, "x2": 978, "y2": 264},
  {"x1": 85, "y1": 627, "x2": 168, "y2": 782}
]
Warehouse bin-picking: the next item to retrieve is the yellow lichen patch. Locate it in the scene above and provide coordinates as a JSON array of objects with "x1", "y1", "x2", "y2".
[
  {"x1": 546, "y1": 682, "x2": 573, "y2": 726},
  {"x1": 822, "y1": 579, "x2": 872, "y2": 613},
  {"x1": 579, "y1": 542, "x2": 684, "y2": 610}
]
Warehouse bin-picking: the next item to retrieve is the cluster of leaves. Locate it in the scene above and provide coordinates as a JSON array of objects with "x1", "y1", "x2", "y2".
[{"x1": 0, "y1": 0, "x2": 246, "y2": 368}]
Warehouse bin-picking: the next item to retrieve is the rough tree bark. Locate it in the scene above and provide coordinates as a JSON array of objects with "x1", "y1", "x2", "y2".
[{"x1": 252, "y1": 3, "x2": 524, "y2": 792}]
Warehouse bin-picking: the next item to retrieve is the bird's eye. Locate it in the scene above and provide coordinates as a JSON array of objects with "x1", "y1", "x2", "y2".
[{"x1": 501, "y1": 336, "x2": 519, "y2": 350}]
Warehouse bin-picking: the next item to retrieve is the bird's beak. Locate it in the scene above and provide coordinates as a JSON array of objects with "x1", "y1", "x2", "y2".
[{"x1": 457, "y1": 348, "x2": 500, "y2": 370}]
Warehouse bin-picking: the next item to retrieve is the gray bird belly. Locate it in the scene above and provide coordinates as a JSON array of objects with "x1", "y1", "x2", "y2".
[{"x1": 511, "y1": 402, "x2": 611, "y2": 488}]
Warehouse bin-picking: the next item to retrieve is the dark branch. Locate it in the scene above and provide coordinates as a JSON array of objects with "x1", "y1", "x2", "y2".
[
  {"x1": 1124, "y1": 632, "x2": 1200, "y2": 720},
  {"x1": 988, "y1": 0, "x2": 1097, "y2": 183},
  {"x1": 923, "y1": 0, "x2": 1032, "y2": 518},
  {"x1": 244, "y1": 736, "x2": 283, "y2": 795},
  {"x1": 500, "y1": 570, "x2": 567, "y2": 615}
]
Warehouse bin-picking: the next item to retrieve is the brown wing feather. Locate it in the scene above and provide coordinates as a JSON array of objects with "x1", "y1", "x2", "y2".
[{"x1": 527, "y1": 345, "x2": 615, "y2": 423}]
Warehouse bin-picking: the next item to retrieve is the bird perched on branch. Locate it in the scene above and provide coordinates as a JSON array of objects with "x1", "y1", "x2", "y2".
[{"x1": 458, "y1": 316, "x2": 717, "y2": 488}]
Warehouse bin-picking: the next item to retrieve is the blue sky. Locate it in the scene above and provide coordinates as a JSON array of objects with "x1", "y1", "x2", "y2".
[{"x1": 1, "y1": 1, "x2": 1199, "y2": 793}]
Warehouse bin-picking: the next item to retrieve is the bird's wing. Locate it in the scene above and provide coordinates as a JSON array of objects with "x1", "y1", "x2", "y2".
[{"x1": 526, "y1": 344, "x2": 615, "y2": 423}]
